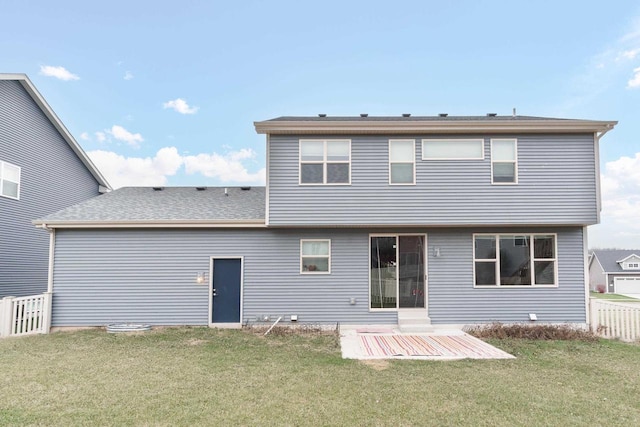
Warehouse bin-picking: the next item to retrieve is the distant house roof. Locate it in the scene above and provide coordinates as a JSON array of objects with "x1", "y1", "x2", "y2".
[
  {"x1": 591, "y1": 250, "x2": 640, "y2": 273},
  {"x1": 34, "y1": 186, "x2": 265, "y2": 228},
  {"x1": 254, "y1": 115, "x2": 617, "y2": 135},
  {"x1": 0, "y1": 73, "x2": 110, "y2": 189}
]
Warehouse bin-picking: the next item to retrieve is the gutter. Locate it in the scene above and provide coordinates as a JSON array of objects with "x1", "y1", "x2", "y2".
[{"x1": 33, "y1": 219, "x2": 267, "y2": 229}]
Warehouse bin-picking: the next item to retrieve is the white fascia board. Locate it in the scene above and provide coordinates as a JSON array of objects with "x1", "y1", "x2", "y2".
[
  {"x1": 0, "y1": 73, "x2": 111, "y2": 189},
  {"x1": 33, "y1": 220, "x2": 266, "y2": 229},
  {"x1": 254, "y1": 119, "x2": 618, "y2": 135}
]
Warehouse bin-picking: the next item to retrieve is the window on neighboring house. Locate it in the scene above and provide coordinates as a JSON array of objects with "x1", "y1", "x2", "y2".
[
  {"x1": 422, "y1": 139, "x2": 484, "y2": 160},
  {"x1": 474, "y1": 234, "x2": 557, "y2": 286},
  {"x1": 300, "y1": 239, "x2": 331, "y2": 274},
  {"x1": 0, "y1": 160, "x2": 21, "y2": 199},
  {"x1": 389, "y1": 139, "x2": 415, "y2": 185},
  {"x1": 627, "y1": 262, "x2": 639, "y2": 269},
  {"x1": 491, "y1": 139, "x2": 517, "y2": 184},
  {"x1": 299, "y1": 140, "x2": 350, "y2": 185}
]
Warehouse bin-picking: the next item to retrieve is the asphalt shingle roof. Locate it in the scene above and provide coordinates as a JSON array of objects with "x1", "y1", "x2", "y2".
[
  {"x1": 37, "y1": 186, "x2": 265, "y2": 223},
  {"x1": 592, "y1": 249, "x2": 640, "y2": 273}
]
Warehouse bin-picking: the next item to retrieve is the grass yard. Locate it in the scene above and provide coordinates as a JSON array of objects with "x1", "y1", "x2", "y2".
[
  {"x1": 590, "y1": 291, "x2": 639, "y2": 301},
  {"x1": 1, "y1": 328, "x2": 639, "y2": 426}
]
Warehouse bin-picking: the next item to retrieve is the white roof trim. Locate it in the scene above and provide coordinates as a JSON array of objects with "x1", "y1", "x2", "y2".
[
  {"x1": 254, "y1": 119, "x2": 618, "y2": 135},
  {"x1": 0, "y1": 73, "x2": 111, "y2": 189},
  {"x1": 616, "y1": 254, "x2": 640, "y2": 263},
  {"x1": 34, "y1": 219, "x2": 266, "y2": 229}
]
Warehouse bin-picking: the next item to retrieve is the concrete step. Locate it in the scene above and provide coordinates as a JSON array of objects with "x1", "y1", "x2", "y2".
[{"x1": 398, "y1": 323, "x2": 435, "y2": 333}]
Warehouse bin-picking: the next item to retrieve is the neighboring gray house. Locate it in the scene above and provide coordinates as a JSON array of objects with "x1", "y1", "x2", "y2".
[
  {"x1": 35, "y1": 114, "x2": 616, "y2": 329},
  {"x1": 589, "y1": 249, "x2": 640, "y2": 294},
  {"x1": 0, "y1": 74, "x2": 109, "y2": 297}
]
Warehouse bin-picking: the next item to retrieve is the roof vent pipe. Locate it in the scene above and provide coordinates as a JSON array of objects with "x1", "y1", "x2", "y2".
[
  {"x1": 360, "y1": 113, "x2": 368, "y2": 117},
  {"x1": 487, "y1": 113, "x2": 497, "y2": 117},
  {"x1": 438, "y1": 113, "x2": 448, "y2": 117},
  {"x1": 513, "y1": 107, "x2": 517, "y2": 117},
  {"x1": 224, "y1": 188, "x2": 228, "y2": 196},
  {"x1": 318, "y1": 113, "x2": 327, "y2": 117},
  {"x1": 402, "y1": 113, "x2": 411, "y2": 117}
]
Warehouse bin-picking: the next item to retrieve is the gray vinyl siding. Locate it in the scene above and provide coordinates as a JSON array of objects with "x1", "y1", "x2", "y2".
[
  {"x1": 268, "y1": 134, "x2": 597, "y2": 226},
  {"x1": 588, "y1": 258, "x2": 606, "y2": 291},
  {"x1": 51, "y1": 228, "x2": 397, "y2": 326},
  {"x1": 0, "y1": 80, "x2": 100, "y2": 297},
  {"x1": 428, "y1": 227, "x2": 587, "y2": 324},
  {"x1": 51, "y1": 226, "x2": 586, "y2": 326}
]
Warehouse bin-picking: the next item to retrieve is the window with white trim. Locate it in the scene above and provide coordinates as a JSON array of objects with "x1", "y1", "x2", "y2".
[
  {"x1": 474, "y1": 234, "x2": 557, "y2": 286},
  {"x1": 300, "y1": 239, "x2": 331, "y2": 274},
  {"x1": 300, "y1": 140, "x2": 350, "y2": 184},
  {"x1": 627, "y1": 262, "x2": 640, "y2": 269},
  {"x1": 0, "y1": 160, "x2": 21, "y2": 199},
  {"x1": 389, "y1": 139, "x2": 415, "y2": 185},
  {"x1": 491, "y1": 139, "x2": 517, "y2": 184},
  {"x1": 422, "y1": 139, "x2": 484, "y2": 160}
]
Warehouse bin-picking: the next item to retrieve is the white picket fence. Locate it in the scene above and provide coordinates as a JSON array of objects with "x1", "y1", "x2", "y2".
[
  {"x1": 0, "y1": 292, "x2": 52, "y2": 338},
  {"x1": 590, "y1": 298, "x2": 640, "y2": 342}
]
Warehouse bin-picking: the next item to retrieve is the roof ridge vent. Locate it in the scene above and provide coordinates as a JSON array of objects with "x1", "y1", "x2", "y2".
[
  {"x1": 152, "y1": 187, "x2": 163, "y2": 191},
  {"x1": 318, "y1": 113, "x2": 327, "y2": 117},
  {"x1": 487, "y1": 113, "x2": 497, "y2": 117},
  {"x1": 402, "y1": 113, "x2": 411, "y2": 117},
  {"x1": 240, "y1": 186, "x2": 252, "y2": 191},
  {"x1": 196, "y1": 187, "x2": 206, "y2": 191},
  {"x1": 360, "y1": 113, "x2": 368, "y2": 117},
  {"x1": 438, "y1": 113, "x2": 448, "y2": 117}
]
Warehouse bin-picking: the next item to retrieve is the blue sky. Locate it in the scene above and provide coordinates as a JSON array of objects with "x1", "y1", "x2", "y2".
[{"x1": 1, "y1": 0, "x2": 639, "y2": 248}]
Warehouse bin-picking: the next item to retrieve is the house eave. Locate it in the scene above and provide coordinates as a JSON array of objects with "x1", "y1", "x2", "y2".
[
  {"x1": 0, "y1": 73, "x2": 112, "y2": 190},
  {"x1": 254, "y1": 119, "x2": 618, "y2": 135},
  {"x1": 33, "y1": 219, "x2": 266, "y2": 229}
]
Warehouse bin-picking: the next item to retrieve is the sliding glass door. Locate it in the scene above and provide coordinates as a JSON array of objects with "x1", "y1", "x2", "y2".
[{"x1": 370, "y1": 235, "x2": 426, "y2": 309}]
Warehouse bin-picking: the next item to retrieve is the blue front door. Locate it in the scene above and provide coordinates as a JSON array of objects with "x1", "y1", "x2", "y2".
[{"x1": 211, "y1": 258, "x2": 242, "y2": 323}]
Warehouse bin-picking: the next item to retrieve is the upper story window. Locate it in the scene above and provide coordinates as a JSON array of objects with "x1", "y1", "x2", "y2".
[
  {"x1": 422, "y1": 139, "x2": 484, "y2": 160},
  {"x1": 628, "y1": 263, "x2": 640, "y2": 269},
  {"x1": 389, "y1": 139, "x2": 415, "y2": 185},
  {"x1": 491, "y1": 139, "x2": 517, "y2": 184},
  {"x1": 0, "y1": 160, "x2": 21, "y2": 200},
  {"x1": 299, "y1": 140, "x2": 350, "y2": 185},
  {"x1": 474, "y1": 233, "x2": 557, "y2": 287}
]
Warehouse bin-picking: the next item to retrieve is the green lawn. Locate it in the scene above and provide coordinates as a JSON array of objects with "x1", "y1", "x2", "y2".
[
  {"x1": 1, "y1": 328, "x2": 639, "y2": 426},
  {"x1": 590, "y1": 291, "x2": 639, "y2": 301}
]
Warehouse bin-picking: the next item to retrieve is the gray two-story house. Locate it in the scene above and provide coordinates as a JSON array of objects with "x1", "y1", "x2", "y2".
[
  {"x1": 34, "y1": 114, "x2": 615, "y2": 329},
  {"x1": 0, "y1": 74, "x2": 110, "y2": 297}
]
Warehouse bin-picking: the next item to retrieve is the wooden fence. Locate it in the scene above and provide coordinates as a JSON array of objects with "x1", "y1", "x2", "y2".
[
  {"x1": 0, "y1": 292, "x2": 52, "y2": 338},
  {"x1": 590, "y1": 298, "x2": 640, "y2": 342}
]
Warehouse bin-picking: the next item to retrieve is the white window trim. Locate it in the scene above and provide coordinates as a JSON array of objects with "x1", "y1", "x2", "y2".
[
  {"x1": 300, "y1": 239, "x2": 331, "y2": 274},
  {"x1": 299, "y1": 139, "x2": 351, "y2": 186},
  {"x1": 421, "y1": 138, "x2": 485, "y2": 160},
  {"x1": 626, "y1": 262, "x2": 640, "y2": 269},
  {"x1": 388, "y1": 139, "x2": 416, "y2": 185},
  {"x1": 0, "y1": 160, "x2": 21, "y2": 200},
  {"x1": 490, "y1": 138, "x2": 518, "y2": 185},
  {"x1": 472, "y1": 233, "x2": 558, "y2": 288}
]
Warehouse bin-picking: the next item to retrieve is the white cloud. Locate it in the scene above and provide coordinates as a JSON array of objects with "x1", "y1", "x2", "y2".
[
  {"x1": 124, "y1": 71, "x2": 134, "y2": 80},
  {"x1": 590, "y1": 152, "x2": 640, "y2": 248},
  {"x1": 163, "y1": 98, "x2": 199, "y2": 114},
  {"x1": 617, "y1": 48, "x2": 640, "y2": 61},
  {"x1": 108, "y1": 125, "x2": 144, "y2": 148},
  {"x1": 627, "y1": 67, "x2": 640, "y2": 89},
  {"x1": 87, "y1": 147, "x2": 265, "y2": 189},
  {"x1": 79, "y1": 132, "x2": 90, "y2": 141},
  {"x1": 87, "y1": 147, "x2": 183, "y2": 189},
  {"x1": 184, "y1": 148, "x2": 265, "y2": 183},
  {"x1": 95, "y1": 131, "x2": 107, "y2": 142},
  {"x1": 39, "y1": 65, "x2": 80, "y2": 81}
]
